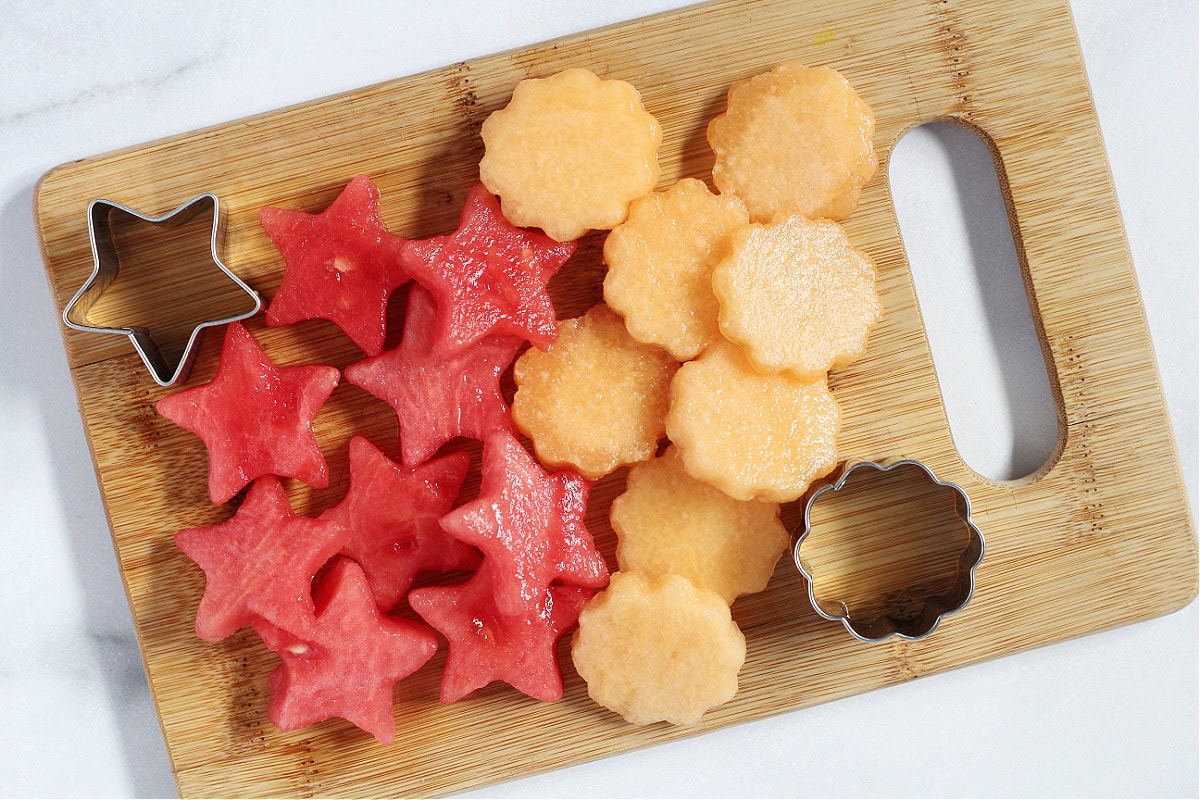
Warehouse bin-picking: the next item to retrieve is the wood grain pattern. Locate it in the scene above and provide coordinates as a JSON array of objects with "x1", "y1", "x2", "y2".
[{"x1": 33, "y1": 0, "x2": 1197, "y2": 796}]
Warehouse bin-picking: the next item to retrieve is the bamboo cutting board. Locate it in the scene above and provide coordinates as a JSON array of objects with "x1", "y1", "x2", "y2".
[{"x1": 34, "y1": 0, "x2": 1197, "y2": 796}]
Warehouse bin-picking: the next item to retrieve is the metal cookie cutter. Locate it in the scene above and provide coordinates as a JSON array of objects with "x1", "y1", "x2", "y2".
[
  {"x1": 62, "y1": 193, "x2": 262, "y2": 387},
  {"x1": 793, "y1": 459, "x2": 985, "y2": 642}
]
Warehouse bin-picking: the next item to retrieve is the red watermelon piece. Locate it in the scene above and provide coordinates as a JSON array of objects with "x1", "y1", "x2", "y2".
[
  {"x1": 261, "y1": 174, "x2": 410, "y2": 355},
  {"x1": 156, "y1": 322, "x2": 340, "y2": 505},
  {"x1": 401, "y1": 184, "x2": 576, "y2": 352},
  {"x1": 409, "y1": 562, "x2": 593, "y2": 703},
  {"x1": 440, "y1": 431, "x2": 610, "y2": 617},
  {"x1": 175, "y1": 475, "x2": 348, "y2": 642},
  {"x1": 344, "y1": 286, "x2": 523, "y2": 466},
  {"x1": 320, "y1": 436, "x2": 478, "y2": 610},
  {"x1": 254, "y1": 557, "x2": 438, "y2": 744}
]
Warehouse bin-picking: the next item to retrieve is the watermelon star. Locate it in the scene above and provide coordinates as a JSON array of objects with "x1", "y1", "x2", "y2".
[
  {"x1": 440, "y1": 431, "x2": 610, "y2": 617},
  {"x1": 409, "y1": 563, "x2": 593, "y2": 703},
  {"x1": 261, "y1": 174, "x2": 410, "y2": 355},
  {"x1": 345, "y1": 286, "x2": 523, "y2": 467},
  {"x1": 401, "y1": 183, "x2": 576, "y2": 352},
  {"x1": 254, "y1": 557, "x2": 438, "y2": 745},
  {"x1": 156, "y1": 321, "x2": 340, "y2": 505},
  {"x1": 320, "y1": 436, "x2": 479, "y2": 611},
  {"x1": 175, "y1": 475, "x2": 349, "y2": 642}
]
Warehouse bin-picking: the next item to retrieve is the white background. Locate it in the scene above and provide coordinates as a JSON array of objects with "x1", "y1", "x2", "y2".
[{"x1": 0, "y1": 2, "x2": 1195, "y2": 797}]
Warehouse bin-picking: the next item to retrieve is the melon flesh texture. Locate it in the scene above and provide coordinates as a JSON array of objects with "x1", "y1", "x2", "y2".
[
  {"x1": 401, "y1": 183, "x2": 576, "y2": 352},
  {"x1": 439, "y1": 431, "x2": 610, "y2": 618},
  {"x1": 665, "y1": 341, "x2": 841, "y2": 503},
  {"x1": 571, "y1": 571, "x2": 745, "y2": 726},
  {"x1": 174, "y1": 474, "x2": 349, "y2": 642},
  {"x1": 344, "y1": 286, "x2": 522, "y2": 467},
  {"x1": 602, "y1": 178, "x2": 748, "y2": 360},
  {"x1": 479, "y1": 67, "x2": 663, "y2": 242},
  {"x1": 320, "y1": 436, "x2": 478, "y2": 611},
  {"x1": 707, "y1": 62, "x2": 877, "y2": 222},
  {"x1": 611, "y1": 446, "x2": 788, "y2": 603},
  {"x1": 409, "y1": 562, "x2": 593, "y2": 703},
  {"x1": 512, "y1": 304, "x2": 678, "y2": 480},
  {"x1": 254, "y1": 557, "x2": 438, "y2": 745},
  {"x1": 155, "y1": 321, "x2": 340, "y2": 505},
  {"x1": 260, "y1": 173, "x2": 411, "y2": 356},
  {"x1": 712, "y1": 214, "x2": 881, "y2": 381}
]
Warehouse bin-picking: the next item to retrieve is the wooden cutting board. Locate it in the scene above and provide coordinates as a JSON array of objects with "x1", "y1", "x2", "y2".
[{"x1": 34, "y1": 0, "x2": 1198, "y2": 796}]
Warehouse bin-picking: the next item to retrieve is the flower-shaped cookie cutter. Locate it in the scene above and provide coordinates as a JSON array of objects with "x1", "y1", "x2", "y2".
[
  {"x1": 793, "y1": 459, "x2": 985, "y2": 642},
  {"x1": 61, "y1": 193, "x2": 261, "y2": 387}
]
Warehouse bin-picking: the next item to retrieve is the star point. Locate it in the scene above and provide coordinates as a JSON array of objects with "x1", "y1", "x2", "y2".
[
  {"x1": 320, "y1": 436, "x2": 477, "y2": 610},
  {"x1": 174, "y1": 475, "x2": 348, "y2": 642},
  {"x1": 155, "y1": 321, "x2": 340, "y2": 504},
  {"x1": 408, "y1": 563, "x2": 592, "y2": 703},
  {"x1": 345, "y1": 286, "x2": 522, "y2": 466},
  {"x1": 261, "y1": 174, "x2": 410, "y2": 355},
  {"x1": 254, "y1": 557, "x2": 438, "y2": 744},
  {"x1": 439, "y1": 431, "x2": 609, "y2": 618},
  {"x1": 402, "y1": 184, "x2": 576, "y2": 352}
]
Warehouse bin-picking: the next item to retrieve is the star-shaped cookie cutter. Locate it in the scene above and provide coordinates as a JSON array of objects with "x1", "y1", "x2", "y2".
[{"x1": 61, "y1": 193, "x2": 262, "y2": 387}]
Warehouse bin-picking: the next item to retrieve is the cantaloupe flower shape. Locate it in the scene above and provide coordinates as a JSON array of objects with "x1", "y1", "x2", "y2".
[{"x1": 481, "y1": 67, "x2": 662, "y2": 242}]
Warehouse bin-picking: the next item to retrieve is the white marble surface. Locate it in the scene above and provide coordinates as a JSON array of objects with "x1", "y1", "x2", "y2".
[{"x1": 0, "y1": 2, "x2": 1195, "y2": 797}]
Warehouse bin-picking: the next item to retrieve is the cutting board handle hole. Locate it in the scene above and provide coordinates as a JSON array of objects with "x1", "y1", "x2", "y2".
[{"x1": 888, "y1": 120, "x2": 1059, "y2": 481}]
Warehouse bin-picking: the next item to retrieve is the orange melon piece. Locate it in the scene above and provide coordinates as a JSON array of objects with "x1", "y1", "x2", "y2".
[
  {"x1": 712, "y1": 213, "x2": 881, "y2": 381},
  {"x1": 603, "y1": 178, "x2": 748, "y2": 360},
  {"x1": 611, "y1": 446, "x2": 788, "y2": 603},
  {"x1": 512, "y1": 304, "x2": 678, "y2": 480},
  {"x1": 665, "y1": 341, "x2": 840, "y2": 503},
  {"x1": 571, "y1": 571, "x2": 745, "y2": 726},
  {"x1": 707, "y1": 62, "x2": 876, "y2": 222},
  {"x1": 479, "y1": 67, "x2": 662, "y2": 242}
]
